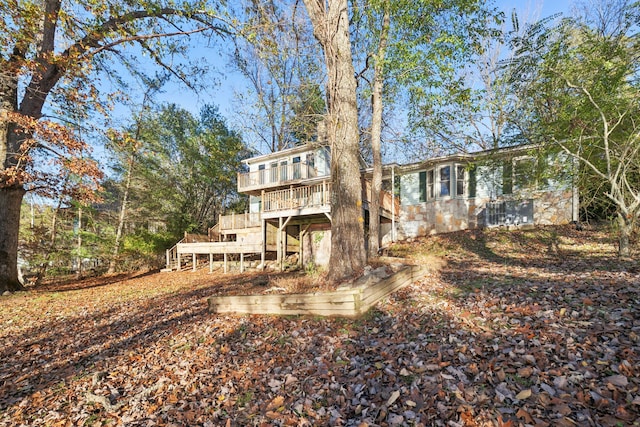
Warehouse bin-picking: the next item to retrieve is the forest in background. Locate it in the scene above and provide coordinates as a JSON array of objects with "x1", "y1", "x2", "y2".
[{"x1": 1, "y1": 0, "x2": 638, "y2": 288}]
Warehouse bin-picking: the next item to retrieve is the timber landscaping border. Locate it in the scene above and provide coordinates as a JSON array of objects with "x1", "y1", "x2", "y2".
[{"x1": 207, "y1": 265, "x2": 426, "y2": 317}]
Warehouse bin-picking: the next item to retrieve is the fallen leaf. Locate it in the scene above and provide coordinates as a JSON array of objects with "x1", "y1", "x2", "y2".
[{"x1": 387, "y1": 390, "x2": 400, "y2": 406}]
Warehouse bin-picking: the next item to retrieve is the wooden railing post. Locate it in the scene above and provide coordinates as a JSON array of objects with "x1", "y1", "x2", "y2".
[{"x1": 323, "y1": 181, "x2": 327, "y2": 205}]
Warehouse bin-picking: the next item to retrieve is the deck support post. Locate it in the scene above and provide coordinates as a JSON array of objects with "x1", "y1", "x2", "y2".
[
  {"x1": 391, "y1": 165, "x2": 396, "y2": 242},
  {"x1": 240, "y1": 253, "x2": 244, "y2": 273},
  {"x1": 166, "y1": 249, "x2": 170, "y2": 270},
  {"x1": 223, "y1": 252, "x2": 228, "y2": 273},
  {"x1": 277, "y1": 216, "x2": 292, "y2": 271},
  {"x1": 177, "y1": 253, "x2": 181, "y2": 271},
  {"x1": 277, "y1": 217, "x2": 282, "y2": 271},
  {"x1": 261, "y1": 219, "x2": 266, "y2": 270},
  {"x1": 209, "y1": 253, "x2": 213, "y2": 273},
  {"x1": 192, "y1": 253, "x2": 197, "y2": 272},
  {"x1": 299, "y1": 228, "x2": 304, "y2": 268}
]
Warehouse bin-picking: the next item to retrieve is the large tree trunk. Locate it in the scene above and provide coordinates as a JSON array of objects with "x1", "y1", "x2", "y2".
[
  {"x1": 108, "y1": 152, "x2": 134, "y2": 274},
  {"x1": 617, "y1": 213, "x2": 633, "y2": 258},
  {"x1": 368, "y1": 5, "x2": 390, "y2": 258},
  {"x1": 0, "y1": 185, "x2": 26, "y2": 292},
  {"x1": 304, "y1": 0, "x2": 366, "y2": 281},
  {"x1": 1, "y1": 72, "x2": 26, "y2": 292}
]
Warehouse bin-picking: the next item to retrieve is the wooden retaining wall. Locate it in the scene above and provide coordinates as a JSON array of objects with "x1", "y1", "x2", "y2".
[{"x1": 207, "y1": 265, "x2": 425, "y2": 317}]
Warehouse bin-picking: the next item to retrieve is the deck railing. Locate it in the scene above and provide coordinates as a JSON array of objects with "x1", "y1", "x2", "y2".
[
  {"x1": 218, "y1": 212, "x2": 262, "y2": 230},
  {"x1": 362, "y1": 180, "x2": 400, "y2": 216},
  {"x1": 238, "y1": 163, "x2": 329, "y2": 192},
  {"x1": 263, "y1": 181, "x2": 332, "y2": 212}
]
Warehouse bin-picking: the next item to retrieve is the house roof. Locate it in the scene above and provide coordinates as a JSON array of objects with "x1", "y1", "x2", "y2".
[
  {"x1": 242, "y1": 143, "x2": 326, "y2": 165},
  {"x1": 388, "y1": 144, "x2": 539, "y2": 175}
]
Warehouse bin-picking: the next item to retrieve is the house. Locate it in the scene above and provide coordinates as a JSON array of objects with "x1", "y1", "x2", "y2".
[
  {"x1": 394, "y1": 145, "x2": 578, "y2": 238},
  {"x1": 165, "y1": 144, "x2": 577, "y2": 271}
]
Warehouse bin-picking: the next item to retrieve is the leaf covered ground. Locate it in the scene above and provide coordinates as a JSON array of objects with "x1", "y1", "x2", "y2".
[{"x1": 1, "y1": 225, "x2": 639, "y2": 426}]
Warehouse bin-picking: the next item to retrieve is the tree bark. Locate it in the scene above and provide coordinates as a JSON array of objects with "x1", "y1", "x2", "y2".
[
  {"x1": 368, "y1": 5, "x2": 390, "y2": 258},
  {"x1": 304, "y1": 0, "x2": 366, "y2": 280},
  {"x1": 0, "y1": 185, "x2": 26, "y2": 292},
  {"x1": 108, "y1": 150, "x2": 135, "y2": 274},
  {"x1": 1, "y1": 65, "x2": 26, "y2": 292},
  {"x1": 617, "y1": 213, "x2": 633, "y2": 258}
]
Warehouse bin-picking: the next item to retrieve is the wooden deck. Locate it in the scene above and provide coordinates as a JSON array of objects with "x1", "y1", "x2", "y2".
[
  {"x1": 167, "y1": 241, "x2": 273, "y2": 274},
  {"x1": 167, "y1": 180, "x2": 399, "y2": 273},
  {"x1": 237, "y1": 163, "x2": 329, "y2": 194},
  {"x1": 176, "y1": 241, "x2": 263, "y2": 255}
]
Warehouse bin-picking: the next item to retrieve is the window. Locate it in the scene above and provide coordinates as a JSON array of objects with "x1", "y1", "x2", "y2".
[
  {"x1": 419, "y1": 171, "x2": 427, "y2": 202},
  {"x1": 502, "y1": 160, "x2": 513, "y2": 195},
  {"x1": 456, "y1": 165, "x2": 466, "y2": 197},
  {"x1": 468, "y1": 166, "x2": 477, "y2": 198},
  {"x1": 258, "y1": 164, "x2": 266, "y2": 185},
  {"x1": 439, "y1": 165, "x2": 451, "y2": 197},
  {"x1": 293, "y1": 156, "x2": 301, "y2": 179},
  {"x1": 427, "y1": 169, "x2": 435, "y2": 199},
  {"x1": 513, "y1": 156, "x2": 536, "y2": 191},
  {"x1": 280, "y1": 160, "x2": 288, "y2": 181},
  {"x1": 270, "y1": 162, "x2": 278, "y2": 183},
  {"x1": 307, "y1": 153, "x2": 316, "y2": 177}
]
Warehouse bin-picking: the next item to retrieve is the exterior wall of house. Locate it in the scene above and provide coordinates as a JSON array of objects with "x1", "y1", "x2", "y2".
[
  {"x1": 247, "y1": 146, "x2": 330, "y2": 176},
  {"x1": 397, "y1": 154, "x2": 575, "y2": 239},
  {"x1": 301, "y1": 223, "x2": 331, "y2": 267},
  {"x1": 398, "y1": 197, "x2": 479, "y2": 237},
  {"x1": 398, "y1": 190, "x2": 574, "y2": 239},
  {"x1": 249, "y1": 195, "x2": 261, "y2": 213}
]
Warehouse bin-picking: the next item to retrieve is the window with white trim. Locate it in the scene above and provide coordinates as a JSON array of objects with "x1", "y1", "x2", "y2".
[
  {"x1": 456, "y1": 164, "x2": 466, "y2": 197},
  {"x1": 439, "y1": 165, "x2": 451, "y2": 197},
  {"x1": 427, "y1": 169, "x2": 435, "y2": 199},
  {"x1": 419, "y1": 171, "x2": 427, "y2": 202}
]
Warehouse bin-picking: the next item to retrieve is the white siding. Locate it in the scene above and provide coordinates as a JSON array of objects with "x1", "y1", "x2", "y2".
[
  {"x1": 476, "y1": 165, "x2": 503, "y2": 199},
  {"x1": 400, "y1": 172, "x2": 422, "y2": 206},
  {"x1": 315, "y1": 147, "x2": 330, "y2": 176},
  {"x1": 249, "y1": 195, "x2": 261, "y2": 213}
]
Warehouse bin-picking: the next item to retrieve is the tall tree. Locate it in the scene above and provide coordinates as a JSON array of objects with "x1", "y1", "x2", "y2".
[
  {"x1": 231, "y1": 0, "x2": 324, "y2": 152},
  {"x1": 510, "y1": 0, "x2": 640, "y2": 256},
  {"x1": 360, "y1": 1, "x2": 390, "y2": 257},
  {"x1": 303, "y1": 0, "x2": 367, "y2": 280},
  {"x1": 134, "y1": 104, "x2": 249, "y2": 236},
  {"x1": 352, "y1": 0, "x2": 502, "y2": 254},
  {"x1": 105, "y1": 77, "x2": 166, "y2": 274},
  {"x1": 0, "y1": 0, "x2": 229, "y2": 291}
]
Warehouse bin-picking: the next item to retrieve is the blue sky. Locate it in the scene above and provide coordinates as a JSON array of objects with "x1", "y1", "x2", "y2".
[
  {"x1": 498, "y1": 0, "x2": 572, "y2": 19},
  {"x1": 148, "y1": 1, "x2": 573, "y2": 124},
  {"x1": 104, "y1": 0, "x2": 574, "y2": 157}
]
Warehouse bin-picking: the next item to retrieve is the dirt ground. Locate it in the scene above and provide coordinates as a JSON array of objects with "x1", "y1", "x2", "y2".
[{"x1": 0, "y1": 225, "x2": 638, "y2": 426}]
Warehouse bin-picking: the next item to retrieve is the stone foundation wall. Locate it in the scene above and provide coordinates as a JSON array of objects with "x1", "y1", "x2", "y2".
[{"x1": 398, "y1": 190, "x2": 574, "y2": 239}]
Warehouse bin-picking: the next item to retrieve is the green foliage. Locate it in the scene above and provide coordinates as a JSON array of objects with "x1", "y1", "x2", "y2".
[
  {"x1": 110, "y1": 103, "x2": 252, "y2": 239},
  {"x1": 509, "y1": 0, "x2": 640, "y2": 253},
  {"x1": 120, "y1": 230, "x2": 175, "y2": 270}
]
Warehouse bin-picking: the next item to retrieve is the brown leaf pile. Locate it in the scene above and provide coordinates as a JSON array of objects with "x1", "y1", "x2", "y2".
[{"x1": 0, "y1": 225, "x2": 638, "y2": 426}]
